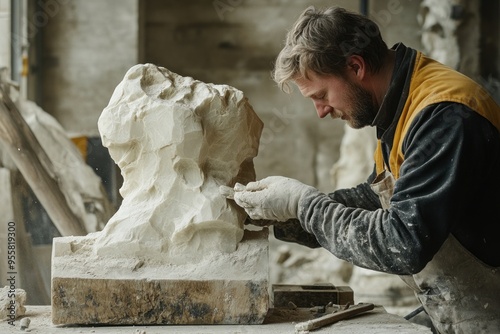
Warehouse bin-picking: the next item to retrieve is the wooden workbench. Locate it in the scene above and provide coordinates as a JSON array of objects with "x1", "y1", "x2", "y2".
[{"x1": 2, "y1": 305, "x2": 431, "y2": 333}]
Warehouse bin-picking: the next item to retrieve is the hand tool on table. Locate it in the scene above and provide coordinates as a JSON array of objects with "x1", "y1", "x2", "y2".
[{"x1": 295, "y1": 302, "x2": 375, "y2": 333}]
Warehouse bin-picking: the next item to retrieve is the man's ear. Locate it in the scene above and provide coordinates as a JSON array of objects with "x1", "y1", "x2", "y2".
[{"x1": 346, "y1": 55, "x2": 366, "y2": 80}]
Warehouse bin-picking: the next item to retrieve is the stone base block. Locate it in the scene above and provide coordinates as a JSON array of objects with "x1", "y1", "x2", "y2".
[{"x1": 51, "y1": 230, "x2": 269, "y2": 325}]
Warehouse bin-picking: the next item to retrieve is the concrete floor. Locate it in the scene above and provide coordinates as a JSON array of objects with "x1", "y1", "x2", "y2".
[{"x1": 1, "y1": 305, "x2": 432, "y2": 334}]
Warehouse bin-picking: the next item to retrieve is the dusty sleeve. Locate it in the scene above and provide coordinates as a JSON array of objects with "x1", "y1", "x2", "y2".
[
  {"x1": 272, "y1": 219, "x2": 321, "y2": 248},
  {"x1": 273, "y1": 169, "x2": 380, "y2": 247},
  {"x1": 273, "y1": 172, "x2": 380, "y2": 248},
  {"x1": 297, "y1": 103, "x2": 488, "y2": 275},
  {"x1": 327, "y1": 172, "x2": 381, "y2": 211}
]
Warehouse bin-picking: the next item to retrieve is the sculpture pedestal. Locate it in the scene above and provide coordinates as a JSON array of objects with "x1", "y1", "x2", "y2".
[{"x1": 51, "y1": 230, "x2": 270, "y2": 325}]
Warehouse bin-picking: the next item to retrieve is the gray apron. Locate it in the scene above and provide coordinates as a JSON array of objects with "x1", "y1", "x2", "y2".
[{"x1": 371, "y1": 171, "x2": 500, "y2": 334}]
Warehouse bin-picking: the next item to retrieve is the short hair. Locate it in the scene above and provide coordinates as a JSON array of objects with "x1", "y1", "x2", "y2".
[{"x1": 272, "y1": 6, "x2": 389, "y2": 92}]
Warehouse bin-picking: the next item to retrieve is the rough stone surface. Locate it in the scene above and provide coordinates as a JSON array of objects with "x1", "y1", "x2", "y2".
[
  {"x1": 0, "y1": 286, "x2": 26, "y2": 320},
  {"x1": 93, "y1": 64, "x2": 263, "y2": 262},
  {"x1": 51, "y1": 65, "x2": 268, "y2": 325},
  {"x1": 51, "y1": 230, "x2": 269, "y2": 325}
]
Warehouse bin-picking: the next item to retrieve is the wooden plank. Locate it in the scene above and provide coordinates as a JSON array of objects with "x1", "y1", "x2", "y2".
[
  {"x1": 1, "y1": 169, "x2": 50, "y2": 304},
  {"x1": 0, "y1": 85, "x2": 86, "y2": 236},
  {"x1": 295, "y1": 303, "x2": 375, "y2": 332}
]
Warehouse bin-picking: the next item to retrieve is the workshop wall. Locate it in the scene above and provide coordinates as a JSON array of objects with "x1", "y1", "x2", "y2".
[
  {"x1": 371, "y1": 0, "x2": 423, "y2": 50},
  {"x1": 0, "y1": 0, "x2": 9, "y2": 69},
  {"x1": 39, "y1": 0, "x2": 138, "y2": 137}
]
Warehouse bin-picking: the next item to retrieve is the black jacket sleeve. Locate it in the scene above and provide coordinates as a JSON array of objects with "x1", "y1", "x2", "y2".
[
  {"x1": 273, "y1": 219, "x2": 321, "y2": 248},
  {"x1": 297, "y1": 103, "x2": 494, "y2": 275},
  {"x1": 327, "y1": 170, "x2": 381, "y2": 211}
]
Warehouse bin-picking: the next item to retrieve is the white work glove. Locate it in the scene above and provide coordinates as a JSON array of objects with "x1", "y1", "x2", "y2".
[{"x1": 229, "y1": 176, "x2": 316, "y2": 222}]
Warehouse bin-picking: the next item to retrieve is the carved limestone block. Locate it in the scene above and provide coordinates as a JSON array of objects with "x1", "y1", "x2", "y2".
[{"x1": 51, "y1": 64, "x2": 268, "y2": 325}]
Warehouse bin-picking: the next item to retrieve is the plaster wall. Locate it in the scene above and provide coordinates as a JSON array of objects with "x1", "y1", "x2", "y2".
[
  {"x1": 370, "y1": 0, "x2": 424, "y2": 50},
  {"x1": 40, "y1": 0, "x2": 139, "y2": 137},
  {"x1": 0, "y1": 0, "x2": 10, "y2": 69}
]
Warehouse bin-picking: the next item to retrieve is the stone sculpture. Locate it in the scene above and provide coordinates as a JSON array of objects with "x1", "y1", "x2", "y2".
[
  {"x1": 51, "y1": 64, "x2": 269, "y2": 325},
  {"x1": 93, "y1": 64, "x2": 263, "y2": 262}
]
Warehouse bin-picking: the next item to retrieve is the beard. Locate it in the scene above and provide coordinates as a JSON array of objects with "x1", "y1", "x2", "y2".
[{"x1": 344, "y1": 80, "x2": 378, "y2": 129}]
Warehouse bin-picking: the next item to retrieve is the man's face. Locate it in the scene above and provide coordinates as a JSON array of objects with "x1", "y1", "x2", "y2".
[{"x1": 295, "y1": 71, "x2": 377, "y2": 129}]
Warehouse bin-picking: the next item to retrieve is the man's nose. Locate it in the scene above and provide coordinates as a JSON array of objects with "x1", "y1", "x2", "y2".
[
  {"x1": 314, "y1": 101, "x2": 331, "y2": 118},
  {"x1": 314, "y1": 101, "x2": 324, "y2": 117}
]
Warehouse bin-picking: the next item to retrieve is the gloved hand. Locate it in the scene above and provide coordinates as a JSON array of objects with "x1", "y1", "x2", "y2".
[{"x1": 228, "y1": 176, "x2": 316, "y2": 222}]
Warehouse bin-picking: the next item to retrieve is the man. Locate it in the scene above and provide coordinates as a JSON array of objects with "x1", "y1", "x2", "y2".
[{"x1": 222, "y1": 6, "x2": 500, "y2": 334}]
